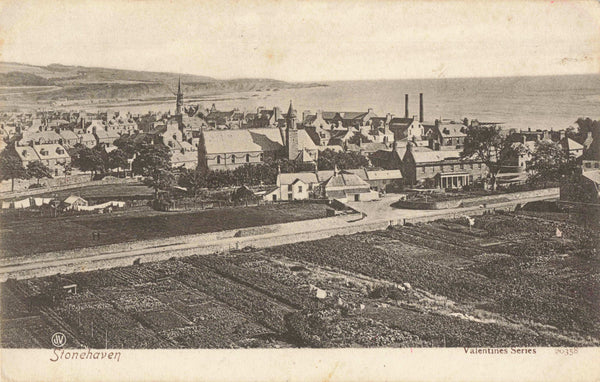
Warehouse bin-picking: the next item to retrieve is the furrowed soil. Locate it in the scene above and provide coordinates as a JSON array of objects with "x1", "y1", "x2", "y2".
[{"x1": 1, "y1": 212, "x2": 598, "y2": 348}]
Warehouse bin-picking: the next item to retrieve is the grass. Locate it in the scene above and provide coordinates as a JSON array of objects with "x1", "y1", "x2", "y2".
[
  {"x1": 35, "y1": 182, "x2": 154, "y2": 200},
  {"x1": 0, "y1": 203, "x2": 329, "y2": 257}
]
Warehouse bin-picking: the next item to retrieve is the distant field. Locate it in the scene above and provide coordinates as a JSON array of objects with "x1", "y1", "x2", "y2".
[
  {"x1": 0, "y1": 203, "x2": 329, "y2": 257},
  {"x1": 2, "y1": 212, "x2": 598, "y2": 348}
]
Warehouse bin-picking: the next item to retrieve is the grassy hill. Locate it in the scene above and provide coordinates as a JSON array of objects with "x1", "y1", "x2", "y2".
[{"x1": 0, "y1": 62, "x2": 318, "y2": 104}]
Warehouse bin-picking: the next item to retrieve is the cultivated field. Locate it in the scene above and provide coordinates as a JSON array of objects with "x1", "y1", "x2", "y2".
[
  {"x1": 1, "y1": 212, "x2": 598, "y2": 348},
  {"x1": 0, "y1": 203, "x2": 330, "y2": 257}
]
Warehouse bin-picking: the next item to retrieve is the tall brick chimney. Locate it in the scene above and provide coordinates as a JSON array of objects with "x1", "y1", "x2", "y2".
[
  {"x1": 405, "y1": 94, "x2": 409, "y2": 118},
  {"x1": 419, "y1": 93, "x2": 424, "y2": 122}
]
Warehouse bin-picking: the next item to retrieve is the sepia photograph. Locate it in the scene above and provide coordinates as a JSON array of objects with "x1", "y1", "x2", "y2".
[{"x1": 0, "y1": 0, "x2": 599, "y2": 381}]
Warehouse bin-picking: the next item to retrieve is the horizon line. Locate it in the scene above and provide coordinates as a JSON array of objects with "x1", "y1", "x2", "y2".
[{"x1": 1, "y1": 60, "x2": 598, "y2": 84}]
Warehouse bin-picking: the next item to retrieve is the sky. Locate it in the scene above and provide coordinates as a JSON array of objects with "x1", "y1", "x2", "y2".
[{"x1": 0, "y1": 0, "x2": 599, "y2": 82}]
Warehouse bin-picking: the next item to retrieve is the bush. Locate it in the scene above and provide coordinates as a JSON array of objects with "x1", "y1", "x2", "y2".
[{"x1": 28, "y1": 183, "x2": 44, "y2": 189}]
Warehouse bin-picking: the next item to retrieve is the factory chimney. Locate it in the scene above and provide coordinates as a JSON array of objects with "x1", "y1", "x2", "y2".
[
  {"x1": 419, "y1": 93, "x2": 424, "y2": 122},
  {"x1": 404, "y1": 94, "x2": 409, "y2": 118}
]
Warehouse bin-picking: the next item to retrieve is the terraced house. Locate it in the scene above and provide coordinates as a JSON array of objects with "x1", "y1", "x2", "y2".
[{"x1": 14, "y1": 142, "x2": 71, "y2": 176}]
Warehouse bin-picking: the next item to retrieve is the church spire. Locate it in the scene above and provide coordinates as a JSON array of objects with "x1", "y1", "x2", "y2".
[
  {"x1": 175, "y1": 77, "x2": 183, "y2": 115},
  {"x1": 286, "y1": 100, "x2": 296, "y2": 119}
]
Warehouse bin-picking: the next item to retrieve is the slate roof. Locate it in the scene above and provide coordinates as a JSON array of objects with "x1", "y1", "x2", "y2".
[
  {"x1": 64, "y1": 195, "x2": 86, "y2": 205},
  {"x1": 583, "y1": 170, "x2": 600, "y2": 185},
  {"x1": 366, "y1": 169, "x2": 403, "y2": 180},
  {"x1": 33, "y1": 144, "x2": 70, "y2": 161},
  {"x1": 59, "y1": 130, "x2": 79, "y2": 142},
  {"x1": 438, "y1": 123, "x2": 467, "y2": 137},
  {"x1": 559, "y1": 137, "x2": 584, "y2": 151},
  {"x1": 324, "y1": 171, "x2": 371, "y2": 189},
  {"x1": 16, "y1": 145, "x2": 40, "y2": 162},
  {"x1": 278, "y1": 172, "x2": 319, "y2": 185},
  {"x1": 410, "y1": 149, "x2": 462, "y2": 163},
  {"x1": 202, "y1": 128, "x2": 317, "y2": 154}
]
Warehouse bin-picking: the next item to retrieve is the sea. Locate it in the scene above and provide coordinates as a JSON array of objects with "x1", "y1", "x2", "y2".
[{"x1": 106, "y1": 74, "x2": 600, "y2": 131}]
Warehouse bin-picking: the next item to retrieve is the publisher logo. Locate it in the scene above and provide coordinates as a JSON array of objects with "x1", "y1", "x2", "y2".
[{"x1": 51, "y1": 332, "x2": 67, "y2": 348}]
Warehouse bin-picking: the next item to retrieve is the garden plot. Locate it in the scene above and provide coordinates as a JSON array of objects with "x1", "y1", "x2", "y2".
[{"x1": 2, "y1": 212, "x2": 598, "y2": 348}]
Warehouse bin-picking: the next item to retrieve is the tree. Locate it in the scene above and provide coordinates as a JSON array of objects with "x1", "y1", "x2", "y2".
[
  {"x1": 113, "y1": 135, "x2": 140, "y2": 159},
  {"x1": 107, "y1": 148, "x2": 129, "y2": 176},
  {"x1": 26, "y1": 161, "x2": 52, "y2": 185},
  {"x1": 528, "y1": 140, "x2": 577, "y2": 183},
  {"x1": 178, "y1": 167, "x2": 206, "y2": 197},
  {"x1": 0, "y1": 149, "x2": 29, "y2": 191},
  {"x1": 73, "y1": 146, "x2": 105, "y2": 180},
  {"x1": 132, "y1": 143, "x2": 174, "y2": 198},
  {"x1": 347, "y1": 132, "x2": 371, "y2": 146},
  {"x1": 461, "y1": 124, "x2": 520, "y2": 190},
  {"x1": 317, "y1": 149, "x2": 370, "y2": 170}
]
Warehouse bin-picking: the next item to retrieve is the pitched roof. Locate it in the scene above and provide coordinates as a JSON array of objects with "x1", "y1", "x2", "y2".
[
  {"x1": 59, "y1": 130, "x2": 78, "y2": 141},
  {"x1": 366, "y1": 169, "x2": 403, "y2": 180},
  {"x1": 202, "y1": 128, "x2": 316, "y2": 154},
  {"x1": 21, "y1": 130, "x2": 62, "y2": 144},
  {"x1": 582, "y1": 170, "x2": 600, "y2": 185},
  {"x1": 171, "y1": 150, "x2": 198, "y2": 166},
  {"x1": 438, "y1": 123, "x2": 467, "y2": 137},
  {"x1": 16, "y1": 145, "x2": 40, "y2": 161},
  {"x1": 560, "y1": 137, "x2": 584, "y2": 151},
  {"x1": 389, "y1": 117, "x2": 414, "y2": 126},
  {"x1": 278, "y1": 172, "x2": 319, "y2": 185},
  {"x1": 360, "y1": 142, "x2": 388, "y2": 153},
  {"x1": 64, "y1": 195, "x2": 86, "y2": 204},
  {"x1": 79, "y1": 133, "x2": 96, "y2": 142},
  {"x1": 324, "y1": 170, "x2": 371, "y2": 189},
  {"x1": 410, "y1": 149, "x2": 462, "y2": 163},
  {"x1": 33, "y1": 144, "x2": 70, "y2": 160},
  {"x1": 339, "y1": 111, "x2": 367, "y2": 120}
]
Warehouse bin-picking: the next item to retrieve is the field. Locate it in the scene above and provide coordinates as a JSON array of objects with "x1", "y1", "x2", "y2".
[
  {"x1": 2, "y1": 211, "x2": 598, "y2": 348},
  {"x1": 0, "y1": 203, "x2": 330, "y2": 257},
  {"x1": 35, "y1": 182, "x2": 155, "y2": 200}
]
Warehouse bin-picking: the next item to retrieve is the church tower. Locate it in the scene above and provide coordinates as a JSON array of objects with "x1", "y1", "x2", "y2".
[
  {"x1": 175, "y1": 77, "x2": 184, "y2": 115},
  {"x1": 286, "y1": 100, "x2": 299, "y2": 160}
]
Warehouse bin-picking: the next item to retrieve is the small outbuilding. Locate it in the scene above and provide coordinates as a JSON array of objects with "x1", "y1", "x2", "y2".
[{"x1": 62, "y1": 195, "x2": 88, "y2": 211}]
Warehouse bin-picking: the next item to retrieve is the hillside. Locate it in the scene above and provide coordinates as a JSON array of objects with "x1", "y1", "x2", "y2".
[{"x1": 0, "y1": 62, "x2": 319, "y2": 106}]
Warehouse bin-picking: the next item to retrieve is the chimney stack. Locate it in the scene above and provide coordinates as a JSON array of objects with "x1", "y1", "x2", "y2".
[
  {"x1": 404, "y1": 94, "x2": 409, "y2": 118},
  {"x1": 419, "y1": 93, "x2": 424, "y2": 123}
]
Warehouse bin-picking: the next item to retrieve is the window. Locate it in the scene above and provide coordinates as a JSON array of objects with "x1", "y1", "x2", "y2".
[
  {"x1": 216, "y1": 155, "x2": 221, "y2": 164},
  {"x1": 308, "y1": 184, "x2": 313, "y2": 191},
  {"x1": 288, "y1": 185, "x2": 293, "y2": 192},
  {"x1": 422, "y1": 167, "x2": 426, "y2": 173},
  {"x1": 478, "y1": 163, "x2": 482, "y2": 169},
  {"x1": 259, "y1": 153, "x2": 264, "y2": 162},
  {"x1": 469, "y1": 163, "x2": 473, "y2": 169},
  {"x1": 298, "y1": 186, "x2": 303, "y2": 192},
  {"x1": 450, "y1": 165, "x2": 455, "y2": 171},
  {"x1": 460, "y1": 163, "x2": 464, "y2": 169},
  {"x1": 595, "y1": 163, "x2": 600, "y2": 169},
  {"x1": 231, "y1": 155, "x2": 235, "y2": 164},
  {"x1": 246, "y1": 154, "x2": 250, "y2": 163}
]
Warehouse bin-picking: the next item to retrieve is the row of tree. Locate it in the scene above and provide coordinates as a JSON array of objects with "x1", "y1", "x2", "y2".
[
  {"x1": 178, "y1": 149, "x2": 370, "y2": 196},
  {"x1": 69, "y1": 144, "x2": 129, "y2": 180},
  {"x1": 460, "y1": 122, "x2": 587, "y2": 190}
]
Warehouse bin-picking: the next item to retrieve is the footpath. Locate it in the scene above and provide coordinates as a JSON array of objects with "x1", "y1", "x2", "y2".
[{"x1": 0, "y1": 189, "x2": 559, "y2": 281}]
